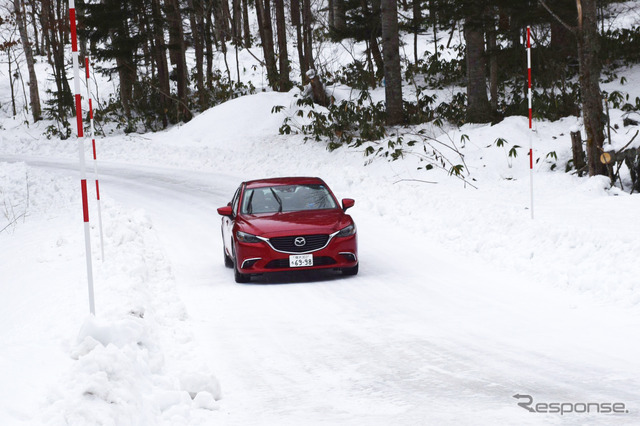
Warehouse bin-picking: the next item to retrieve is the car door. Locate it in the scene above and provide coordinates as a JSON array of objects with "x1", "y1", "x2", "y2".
[{"x1": 222, "y1": 185, "x2": 242, "y2": 255}]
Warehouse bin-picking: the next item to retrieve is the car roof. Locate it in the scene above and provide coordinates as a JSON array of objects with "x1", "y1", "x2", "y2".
[{"x1": 244, "y1": 177, "x2": 326, "y2": 189}]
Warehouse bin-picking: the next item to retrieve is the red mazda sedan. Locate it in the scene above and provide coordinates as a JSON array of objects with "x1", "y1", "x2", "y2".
[{"x1": 217, "y1": 177, "x2": 358, "y2": 282}]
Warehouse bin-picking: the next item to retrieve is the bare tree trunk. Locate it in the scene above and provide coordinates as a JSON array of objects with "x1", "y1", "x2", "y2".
[
  {"x1": 291, "y1": 0, "x2": 306, "y2": 82},
  {"x1": 214, "y1": 0, "x2": 232, "y2": 80},
  {"x1": 571, "y1": 130, "x2": 586, "y2": 175},
  {"x1": 151, "y1": 0, "x2": 171, "y2": 127},
  {"x1": 108, "y1": 18, "x2": 136, "y2": 120},
  {"x1": 56, "y1": 1, "x2": 69, "y2": 52},
  {"x1": 364, "y1": 40, "x2": 377, "y2": 88},
  {"x1": 576, "y1": 0, "x2": 605, "y2": 176},
  {"x1": 28, "y1": 0, "x2": 41, "y2": 55},
  {"x1": 139, "y1": 9, "x2": 155, "y2": 76},
  {"x1": 464, "y1": 12, "x2": 492, "y2": 123},
  {"x1": 328, "y1": 0, "x2": 334, "y2": 29},
  {"x1": 487, "y1": 19, "x2": 498, "y2": 111},
  {"x1": 213, "y1": 0, "x2": 232, "y2": 80},
  {"x1": 114, "y1": 56, "x2": 134, "y2": 118},
  {"x1": 40, "y1": 0, "x2": 52, "y2": 64},
  {"x1": 302, "y1": 0, "x2": 314, "y2": 71},
  {"x1": 332, "y1": 0, "x2": 346, "y2": 35},
  {"x1": 222, "y1": 0, "x2": 232, "y2": 33},
  {"x1": 255, "y1": 0, "x2": 279, "y2": 88},
  {"x1": 362, "y1": 0, "x2": 384, "y2": 78},
  {"x1": 212, "y1": 0, "x2": 224, "y2": 45},
  {"x1": 42, "y1": 0, "x2": 72, "y2": 126},
  {"x1": 232, "y1": 0, "x2": 242, "y2": 41},
  {"x1": 187, "y1": 0, "x2": 206, "y2": 109},
  {"x1": 242, "y1": 0, "x2": 251, "y2": 47},
  {"x1": 380, "y1": 0, "x2": 404, "y2": 125},
  {"x1": 205, "y1": 0, "x2": 214, "y2": 86},
  {"x1": 431, "y1": 0, "x2": 438, "y2": 62},
  {"x1": 14, "y1": 0, "x2": 41, "y2": 122},
  {"x1": 7, "y1": 47, "x2": 17, "y2": 116},
  {"x1": 307, "y1": 69, "x2": 329, "y2": 106},
  {"x1": 165, "y1": 0, "x2": 191, "y2": 121},
  {"x1": 274, "y1": 0, "x2": 291, "y2": 91},
  {"x1": 231, "y1": 0, "x2": 243, "y2": 82},
  {"x1": 412, "y1": 0, "x2": 421, "y2": 65}
]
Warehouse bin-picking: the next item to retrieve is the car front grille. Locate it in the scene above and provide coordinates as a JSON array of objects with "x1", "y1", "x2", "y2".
[
  {"x1": 268, "y1": 234, "x2": 330, "y2": 253},
  {"x1": 265, "y1": 257, "x2": 337, "y2": 269}
]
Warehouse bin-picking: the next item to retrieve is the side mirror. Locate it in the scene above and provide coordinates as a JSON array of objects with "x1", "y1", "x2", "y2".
[
  {"x1": 342, "y1": 198, "x2": 355, "y2": 212},
  {"x1": 217, "y1": 206, "x2": 233, "y2": 217}
]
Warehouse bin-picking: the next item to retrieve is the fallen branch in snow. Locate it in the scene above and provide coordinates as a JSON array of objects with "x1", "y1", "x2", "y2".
[
  {"x1": 0, "y1": 211, "x2": 28, "y2": 234},
  {"x1": 393, "y1": 178, "x2": 437, "y2": 185}
]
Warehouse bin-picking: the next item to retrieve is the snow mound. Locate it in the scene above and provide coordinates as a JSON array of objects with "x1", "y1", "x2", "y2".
[
  {"x1": 74, "y1": 316, "x2": 148, "y2": 354},
  {"x1": 180, "y1": 372, "x2": 222, "y2": 402},
  {"x1": 164, "y1": 91, "x2": 295, "y2": 145}
]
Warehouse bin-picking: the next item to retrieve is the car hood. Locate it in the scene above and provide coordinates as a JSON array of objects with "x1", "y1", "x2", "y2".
[{"x1": 238, "y1": 209, "x2": 352, "y2": 238}]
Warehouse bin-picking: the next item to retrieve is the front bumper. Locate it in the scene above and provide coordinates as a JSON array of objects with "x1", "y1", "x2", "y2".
[{"x1": 235, "y1": 234, "x2": 358, "y2": 274}]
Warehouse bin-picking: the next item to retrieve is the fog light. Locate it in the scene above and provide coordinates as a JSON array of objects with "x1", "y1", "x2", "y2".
[
  {"x1": 339, "y1": 252, "x2": 357, "y2": 262},
  {"x1": 241, "y1": 258, "x2": 261, "y2": 269}
]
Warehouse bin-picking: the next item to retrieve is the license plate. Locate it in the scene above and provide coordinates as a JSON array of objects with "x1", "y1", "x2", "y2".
[{"x1": 289, "y1": 254, "x2": 313, "y2": 268}]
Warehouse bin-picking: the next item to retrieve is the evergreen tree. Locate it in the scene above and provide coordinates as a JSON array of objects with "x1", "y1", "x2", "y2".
[{"x1": 82, "y1": 0, "x2": 142, "y2": 120}]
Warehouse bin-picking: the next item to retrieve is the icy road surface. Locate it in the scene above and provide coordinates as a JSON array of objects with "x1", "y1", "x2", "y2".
[{"x1": 7, "y1": 156, "x2": 640, "y2": 425}]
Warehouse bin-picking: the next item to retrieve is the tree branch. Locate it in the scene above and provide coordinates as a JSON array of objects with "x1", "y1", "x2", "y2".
[{"x1": 538, "y1": 0, "x2": 577, "y2": 34}]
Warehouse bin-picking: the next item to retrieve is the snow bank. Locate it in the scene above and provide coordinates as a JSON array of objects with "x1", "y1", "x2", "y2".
[
  {"x1": 0, "y1": 163, "x2": 220, "y2": 425},
  {"x1": 44, "y1": 196, "x2": 222, "y2": 424},
  {"x1": 0, "y1": 162, "x2": 76, "y2": 232}
]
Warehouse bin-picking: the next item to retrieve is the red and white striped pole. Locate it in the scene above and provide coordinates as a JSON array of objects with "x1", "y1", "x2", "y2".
[
  {"x1": 527, "y1": 26, "x2": 534, "y2": 220},
  {"x1": 70, "y1": 0, "x2": 96, "y2": 315},
  {"x1": 85, "y1": 56, "x2": 104, "y2": 261}
]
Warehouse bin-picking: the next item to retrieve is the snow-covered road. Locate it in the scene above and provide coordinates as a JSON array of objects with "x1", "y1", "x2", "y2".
[{"x1": 8, "y1": 156, "x2": 639, "y2": 425}]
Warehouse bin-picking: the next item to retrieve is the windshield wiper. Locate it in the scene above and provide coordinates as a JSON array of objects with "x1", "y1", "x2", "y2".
[{"x1": 270, "y1": 188, "x2": 283, "y2": 213}]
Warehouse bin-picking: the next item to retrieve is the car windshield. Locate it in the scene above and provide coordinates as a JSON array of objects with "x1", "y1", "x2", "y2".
[{"x1": 241, "y1": 184, "x2": 337, "y2": 214}]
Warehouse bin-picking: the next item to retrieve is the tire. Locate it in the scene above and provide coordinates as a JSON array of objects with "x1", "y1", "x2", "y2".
[
  {"x1": 234, "y1": 264, "x2": 250, "y2": 283},
  {"x1": 223, "y1": 247, "x2": 234, "y2": 268},
  {"x1": 232, "y1": 245, "x2": 250, "y2": 283},
  {"x1": 341, "y1": 263, "x2": 359, "y2": 276}
]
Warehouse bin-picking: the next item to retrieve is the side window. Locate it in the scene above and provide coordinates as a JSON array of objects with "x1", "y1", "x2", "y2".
[{"x1": 231, "y1": 185, "x2": 242, "y2": 216}]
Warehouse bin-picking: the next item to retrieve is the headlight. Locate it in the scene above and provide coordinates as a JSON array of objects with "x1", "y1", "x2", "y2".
[
  {"x1": 335, "y1": 224, "x2": 356, "y2": 237},
  {"x1": 236, "y1": 231, "x2": 261, "y2": 243}
]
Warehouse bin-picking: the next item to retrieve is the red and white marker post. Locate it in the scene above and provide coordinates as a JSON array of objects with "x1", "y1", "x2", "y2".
[
  {"x1": 85, "y1": 56, "x2": 104, "y2": 261},
  {"x1": 69, "y1": 0, "x2": 95, "y2": 315},
  {"x1": 527, "y1": 26, "x2": 534, "y2": 219}
]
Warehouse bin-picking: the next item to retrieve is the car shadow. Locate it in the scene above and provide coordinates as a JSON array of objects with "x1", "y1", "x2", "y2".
[{"x1": 242, "y1": 269, "x2": 352, "y2": 285}]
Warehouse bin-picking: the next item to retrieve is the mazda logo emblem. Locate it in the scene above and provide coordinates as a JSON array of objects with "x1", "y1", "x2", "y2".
[{"x1": 294, "y1": 237, "x2": 306, "y2": 247}]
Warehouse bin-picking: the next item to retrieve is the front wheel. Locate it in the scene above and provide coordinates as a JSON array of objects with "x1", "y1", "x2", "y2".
[
  {"x1": 233, "y1": 245, "x2": 250, "y2": 283},
  {"x1": 234, "y1": 266, "x2": 250, "y2": 283},
  {"x1": 223, "y1": 247, "x2": 233, "y2": 268},
  {"x1": 341, "y1": 263, "x2": 359, "y2": 276}
]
